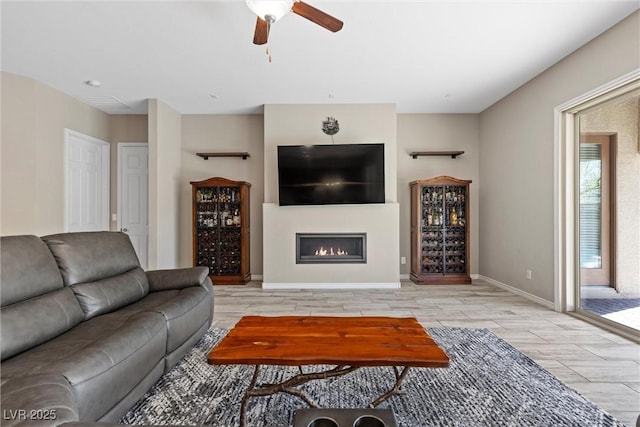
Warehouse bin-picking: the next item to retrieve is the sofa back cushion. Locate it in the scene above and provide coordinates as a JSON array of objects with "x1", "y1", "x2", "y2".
[
  {"x1": 42, "y1": 232, "x2": 149, "y2": 319},
  {"x1": 1, "y1": 235, "x2": 84, "y2": 360}
]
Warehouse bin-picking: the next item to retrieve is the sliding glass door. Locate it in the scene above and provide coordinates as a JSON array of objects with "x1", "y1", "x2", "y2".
[{"x1": 575, "y1": 89, "x2": 640, "y2": 333}]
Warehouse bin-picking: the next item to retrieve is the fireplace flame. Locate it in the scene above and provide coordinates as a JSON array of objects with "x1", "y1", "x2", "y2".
[{"x1": 314, "y1": 246, "x2": 349, "y2": 256}]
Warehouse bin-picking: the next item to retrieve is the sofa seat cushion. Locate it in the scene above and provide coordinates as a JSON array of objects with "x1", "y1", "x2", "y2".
[
  {"x1": 1, "y1": 311, "x2": 167, "y2": 421},
  {"x1": 110, "y1": 287, "x2": 212, "y2": 356},
  {"x1": 1, "y1": 374, "x2": 80, "y2": 426}
]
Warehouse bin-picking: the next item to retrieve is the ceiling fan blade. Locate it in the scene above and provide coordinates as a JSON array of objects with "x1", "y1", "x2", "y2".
[
  {"x1": 292, "y1": 1, "x2": 343, "y2": 33},
  {"x1": 253, "y1": 17, "x2": 269, "y2": 45}
]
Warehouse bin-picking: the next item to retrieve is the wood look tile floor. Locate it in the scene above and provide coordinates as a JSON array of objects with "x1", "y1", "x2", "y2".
[{"x1": 210, "y1": 280, "x2": 640, "y2": 426}]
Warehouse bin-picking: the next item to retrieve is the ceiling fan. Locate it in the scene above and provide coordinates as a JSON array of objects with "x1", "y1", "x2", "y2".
[{"x1": 246, "y1": 0, "x2": 343, "y2": 45}]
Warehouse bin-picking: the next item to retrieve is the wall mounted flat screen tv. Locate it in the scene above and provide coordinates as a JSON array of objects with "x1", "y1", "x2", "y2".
[{"x1": 277, "y1": 143, "x2": 385, "y2": 206}]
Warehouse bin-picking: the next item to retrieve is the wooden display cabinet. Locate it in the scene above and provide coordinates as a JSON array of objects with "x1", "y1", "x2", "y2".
[
  {"x1": 191, "y1": 177, "x2": 251, "y2": 285},
  {"x1": 410, "y1": 176, "x2": 472, "y2": 285}
]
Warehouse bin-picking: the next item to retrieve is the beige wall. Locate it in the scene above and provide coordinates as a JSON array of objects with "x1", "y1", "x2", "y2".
[
  {"x1": 1, "y1": 71, "x2": 188, "y2": 272},
  {"x1": 3, "y1": 10, "x2": 637, "y2": 294},
  {"x1": 179, "y1": 115, "x2": 264, "y2": 271},
  {"x1": 397, "y1": 114, "x2": 480, "y2": 276},
  {"x1": 148, "y1": 99, "x2": 182, "y2": 269},
  {"x1": 581, "y1": 94, "x2": 640, "y2": 295},
  {"x1": 109, "y1": 115, "x2": 148, "y2": 230},
  {"x1": 263, "y1": 103, "x2": 400, "y2": 285},
  {"x1": 263, "y1": 203, "x2": 400, "y2": 285},
  {"x1": 1, "y1": 71, "x2": 110, "y2": 236},
  {"x1": 179, "y1": 112, "x2": 481, "y2": 278},
  {"x1": 264, "y1": 104, "x2": 398, "y2": 203},
  {"x1": 479, "y1": 11, "x2": 640, "y2": 302}
]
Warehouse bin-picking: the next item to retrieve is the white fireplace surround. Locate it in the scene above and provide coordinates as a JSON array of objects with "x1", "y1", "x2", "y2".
[
  {"x1": 262, "y1": 104, "x2": 399, "y2": 289},
  {"x1": 262, "y1": 203, "x2": 400, "y2": 289}
]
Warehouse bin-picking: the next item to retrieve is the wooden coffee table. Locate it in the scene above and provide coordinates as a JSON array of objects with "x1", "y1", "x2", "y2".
[{"x1": 207, "y1": 316, "x2": 449, "y2": 426}]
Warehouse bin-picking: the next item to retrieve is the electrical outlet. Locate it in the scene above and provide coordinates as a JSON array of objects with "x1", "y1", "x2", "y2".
[
  {"x1": 526, "y1": 269, "x2": 532, "y2": 280},
  {"x1": 400, "y1": 257, "x2": 407, "y2": 265},
  {"x1": 111, "y1": 213, "x2": 117, "y2": 222}
]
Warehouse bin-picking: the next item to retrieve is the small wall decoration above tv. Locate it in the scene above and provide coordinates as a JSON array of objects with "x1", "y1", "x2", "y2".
[{"x1": 277, "y1": 143, "x2": 385, "y2": 206}]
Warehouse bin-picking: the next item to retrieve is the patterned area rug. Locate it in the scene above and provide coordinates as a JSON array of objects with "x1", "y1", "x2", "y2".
[{"x1": 121, "y1": 327, "x2": 623, "y2": 427}]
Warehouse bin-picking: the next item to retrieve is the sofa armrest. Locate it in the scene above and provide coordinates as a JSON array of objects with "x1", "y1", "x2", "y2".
[{"x1": 146, "y1": 267, "x2": 210, "y2": 292}]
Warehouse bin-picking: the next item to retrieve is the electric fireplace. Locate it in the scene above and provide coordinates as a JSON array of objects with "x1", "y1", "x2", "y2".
[{"x1": 296, "y1": 233, "x2": 366, "y2": 264}]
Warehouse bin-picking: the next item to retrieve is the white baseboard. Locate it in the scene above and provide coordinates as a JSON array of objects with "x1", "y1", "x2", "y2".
[
  {"x1": 255, "y1": 274, "x2": 554, "y2": 311},
  {"x1": 262, "y1": 282, "x2": 401, "y2": 290},
  {"x1": 400, "y1": 273, "x2": 480, "y2": 282},
  {"x1": 477, "y1": 275, "x2": 555, "y2": 310},
  {"x1": 258, "y1": 273, "x2": 474, "y2": 283}
]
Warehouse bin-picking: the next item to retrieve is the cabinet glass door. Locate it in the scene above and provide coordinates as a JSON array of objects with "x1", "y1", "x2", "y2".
[
  {"x1": 218, "y1": 186, "x2": 242, "y2": 275},
  {"x1": 443, "y1": 185, "x2": 467, "y2": 274},
  {"x1": 421, "y1": 185, "x2": 444, "y2": 274},
  {"x1": 195, "y1": 186, "x2": 219, "y2": 275}
]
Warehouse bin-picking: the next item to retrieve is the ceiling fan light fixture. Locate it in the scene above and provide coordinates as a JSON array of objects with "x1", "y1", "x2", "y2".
[{"x1": 246, "y1": 0, "x2": 293, "y2": 23}]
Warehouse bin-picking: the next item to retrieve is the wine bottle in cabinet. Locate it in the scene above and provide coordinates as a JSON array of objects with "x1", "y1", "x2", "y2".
[
  {"x1": 191, "y1": 177, "x2": 250, "y2": 285},
  {"x1": 410, "y1": 176, "x2": 471, "y2": 285}
]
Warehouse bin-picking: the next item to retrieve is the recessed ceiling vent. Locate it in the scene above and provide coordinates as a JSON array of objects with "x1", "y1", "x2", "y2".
[{"x1": 80, "y1": 96, "x2": 131, "y2": 114}]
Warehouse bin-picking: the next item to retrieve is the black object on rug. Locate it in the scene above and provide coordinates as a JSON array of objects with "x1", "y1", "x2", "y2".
[{"x1": 120, "y1": 327, "x2": 623, "y2": 427}]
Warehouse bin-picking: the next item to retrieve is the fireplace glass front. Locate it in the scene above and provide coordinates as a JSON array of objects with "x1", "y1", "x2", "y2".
[{"x1": 296, "y1": 233, "x2": 366, "y2": 264}]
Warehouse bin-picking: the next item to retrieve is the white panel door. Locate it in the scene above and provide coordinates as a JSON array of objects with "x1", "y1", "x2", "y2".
[
  {"x1": 118, "y1": 144, "x2": 149, "y2": 269},
  {"x1": 65, "y1": 130, "x2": 109, "y2": 232}
]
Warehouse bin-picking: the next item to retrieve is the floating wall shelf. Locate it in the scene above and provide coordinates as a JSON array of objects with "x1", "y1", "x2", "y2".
[
  {"x1": 196, "y1": 152, "x2": 250, "y2": 160},
  {"x1": 409, "y1": 151, "x2": 464, "y2": 159}
]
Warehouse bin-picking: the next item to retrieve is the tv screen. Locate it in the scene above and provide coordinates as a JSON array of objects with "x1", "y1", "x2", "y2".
[{"x1": 277, "y1": 143, "x2": 385, "y2": 206}]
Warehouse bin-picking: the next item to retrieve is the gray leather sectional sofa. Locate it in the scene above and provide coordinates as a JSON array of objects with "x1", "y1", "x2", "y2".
[{"x1": 1, "y1": 232, "x2": 214, "y2": 426}]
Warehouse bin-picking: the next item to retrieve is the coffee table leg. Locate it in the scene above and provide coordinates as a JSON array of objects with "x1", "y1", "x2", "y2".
[
  {"x1": 368, "y1": 366, "x2": 411, "y2": 408},
  {"x1": 240, "y1": 365, "x2": 261, "y2": 427},
  {"x1": 391, "y1": 366, "x2": 407, "y2": 393},
  {"x1": 239, "y1": 365, "x2": 362, "y2": 425}
]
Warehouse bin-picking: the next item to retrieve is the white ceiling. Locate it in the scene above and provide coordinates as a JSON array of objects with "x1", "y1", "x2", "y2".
[{"x1": 2, "y1": 1, "x2": 638, "y2": 115}]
